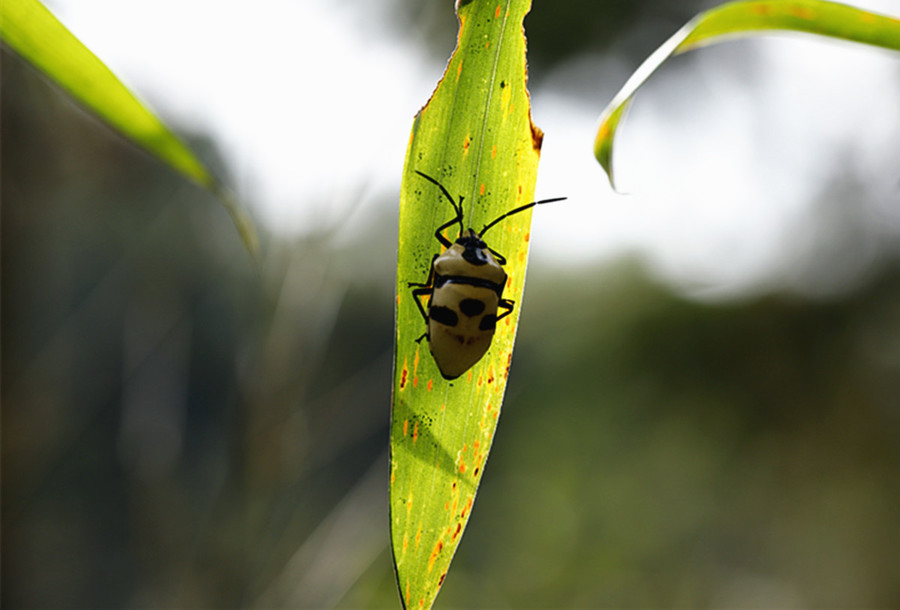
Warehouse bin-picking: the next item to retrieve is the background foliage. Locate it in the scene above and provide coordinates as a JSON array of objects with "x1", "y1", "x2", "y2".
[{"x1": 3, "y1": 1, "x2": 900, "y2": 608}]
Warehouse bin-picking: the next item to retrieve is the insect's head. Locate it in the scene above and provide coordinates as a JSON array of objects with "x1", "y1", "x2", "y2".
[{"x1": 456, "y1": 230, "x2": 491, "y2": 265}]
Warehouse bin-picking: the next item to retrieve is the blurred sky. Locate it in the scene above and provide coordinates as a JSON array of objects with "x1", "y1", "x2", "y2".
[{"x1": 43, "y1": 0, "x2": 900, "y2": 296}]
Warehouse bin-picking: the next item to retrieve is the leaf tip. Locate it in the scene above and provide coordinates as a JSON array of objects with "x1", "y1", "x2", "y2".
[
  {"x1": 212, "y1": 183, "x2": 261, "y2": 262},
  {"x1": 594, "y1": 100, "x2": 632, "y2": 192}
]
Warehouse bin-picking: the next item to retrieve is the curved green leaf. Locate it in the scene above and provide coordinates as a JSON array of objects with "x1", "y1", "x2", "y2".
[
  {"x1": 594, "y1": 0, "x2": 900, "y2": 188},
  {"x1": 0, "y1": 0, "x2": 258, "y2": 254},
  {"x1": 391, "y1": 0, "x2": 548, "y2": 608}
]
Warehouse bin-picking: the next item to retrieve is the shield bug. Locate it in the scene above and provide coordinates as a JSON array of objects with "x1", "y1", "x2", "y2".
[{"x1": 408, "y1": 170, "x2": 566, "y2": 380}]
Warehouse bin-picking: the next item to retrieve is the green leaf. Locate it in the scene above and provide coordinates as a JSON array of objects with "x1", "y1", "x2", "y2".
[
  {"x1": 0, "y1": 0, "x2": 258, "y2": 255},
  {"x1": 594, "y1": 0, "x2": 900, "y2": 188},
  {"x1": 391, "y1": 0, "x2": 547, "y2": 607}
]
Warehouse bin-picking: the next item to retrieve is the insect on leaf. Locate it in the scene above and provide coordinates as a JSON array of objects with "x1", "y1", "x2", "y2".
[
  {"x1": 0, "y1": 0, "x2": 258, "y2": 255},
  {"x1": 594, "y1": 0, "x2": 900, "y2": 189},
  {"x1": 391, "y1": 0, "x2": 547, "y2": 608}
]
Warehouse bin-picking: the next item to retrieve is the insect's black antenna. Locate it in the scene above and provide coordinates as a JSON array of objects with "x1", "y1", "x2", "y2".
[
  {"x1": 479, "y1": 196, "x2": 567, "y2": 237},
  {"x1": 416, "y1": 171, "x2": 465, "y2": 235}
]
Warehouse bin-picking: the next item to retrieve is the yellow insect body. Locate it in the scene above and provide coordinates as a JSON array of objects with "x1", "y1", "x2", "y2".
[
  {"x1": 425, "y1": 234, "x2": 507, "y2": 379},
  {"x1": 409, "y1": 171, "x2": 565, "y2": 381}
]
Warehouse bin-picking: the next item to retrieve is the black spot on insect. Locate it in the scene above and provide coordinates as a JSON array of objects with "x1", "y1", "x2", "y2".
[
  {"x1": 430, "y1": 306, "x2": 459, "y2": 327},
  {"x1": 479, "y1": 314, "x2": 497, "y2": 331},
  {"x1": 459, "y1": 298, "x2": 485, "y2": 317}
]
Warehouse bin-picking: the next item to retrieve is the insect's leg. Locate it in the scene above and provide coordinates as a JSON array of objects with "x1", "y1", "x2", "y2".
[
  {"x1": 410, "y1": 287, "x2": 432, "y2": 324},
  {"x1": 496, "y1": 298, "x2": 515, "y2": 321},
  {"x1": 408, "y1": 254, "x2": 438, "y2": 288},
  {"x1": 414, "y1": 332, "x2": 428, "y2": 344}
]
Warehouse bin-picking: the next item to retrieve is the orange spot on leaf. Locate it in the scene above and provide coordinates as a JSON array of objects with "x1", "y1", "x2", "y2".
[
  {"x1": 427, "y1": 379, "x2": 433, "y2": 391},
  {"x1": 596, "y1": 121, "x2": 611, "y2": 142},
  {"x1": 531, "y1": 122, "x2": 544, "y2": 151},
  {"x1": 461, "y1": 497, "x2": 473, "y2": 519},
  {"x1": 789, "y1": 6, "x2": 814, "y2": 19},
  {"x1": 413, "y1": 421, "x2": 419, "y2": 443},
  {"x1": 428, "y1": 540, "x2": 444, "y2": 572},
  {"x1": 479, "y1": 183, "x2": 486, "y2": 196},
  {"x1": 491, "y1": 144, "x2": 497, "y2": 159},
  {"x1": 403, "y1": 419, "x2": 408, "y2": 436},
  {"x1": 495, "y1": 5, "x2": 501, "y2": 18}
]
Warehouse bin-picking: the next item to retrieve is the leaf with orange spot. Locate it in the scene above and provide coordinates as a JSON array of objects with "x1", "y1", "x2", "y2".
[
  {"x1": 595, "y1": 0, "x2": 900, "y2": 189},
  {"x1": 391, "y1": 0, "x2": 552, "y2": 608}
]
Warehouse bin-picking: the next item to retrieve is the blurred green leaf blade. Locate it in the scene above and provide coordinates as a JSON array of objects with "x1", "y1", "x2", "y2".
[
  {"x1": 594, "y1": 0, "x2": 900, "y2": 188},
  {"x1": 0, "y1": 0, "x2": 258, "y2": 254},
  {"x1": 391, "y1": 0, "x2": 546, "y2": 608}
]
